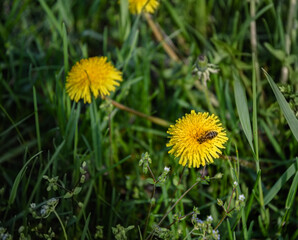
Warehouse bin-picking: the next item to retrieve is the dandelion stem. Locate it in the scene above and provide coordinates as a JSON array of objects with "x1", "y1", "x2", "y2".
[
  {"x1": 53, "y1": 210, "x2": 68, "y2": 240},
  {"x1": 105, "y1": 97, "x2": 171, "y2": 127},
  {"x1": 144, "y1": 13, "x2": 180, "y2": 62}
]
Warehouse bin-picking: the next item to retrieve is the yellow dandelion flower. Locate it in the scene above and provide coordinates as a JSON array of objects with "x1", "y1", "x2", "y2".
[
  {"x1": 167, "y1": 110, "x2": 228, "y2": 168},
  {"x1": 66, "y1": 57, "x2": 122, "y2": 103},
  {"x1": 128, "y1": 0, "x2": 159, "y2": 14}
]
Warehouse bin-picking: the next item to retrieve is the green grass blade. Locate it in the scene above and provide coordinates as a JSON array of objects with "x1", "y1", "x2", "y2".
[
  {"x1": 247, "y1": 220, "x2": 254, "y2": 240},
  {"x1": 90, "y1": 100, "x2": 102, "y2": 169},
  {"x1": 263, "y1": 69, "x2": 298, "y2": 141},
  {"x1": 95, "y1": 155, "x2": 131, "y2": 177},
  {"x1": 226, "y1": 219, "x2": 233, "y2": 240},
  {"x1": 245, "y1": 170, "x2": 261, "y2": 221},
  {"x1": 29, "y1": 140, "x2": 65, "y2": 203},
  {"x1": 38, "y1": 0, "x2": 63, "y2": 37},
  {"x1": 33, "y1": 86, "x2": 41, "y2": 153},
  {"x1": 241, "y1": 207, "x2": 248, "y2": 240},
  {"x1": 81, "y1": 213, "x2": 91, "y2": 240},
  {"x1": 8, "y1": 151, "x2": 42, "y2": 205},
  {"x1": 260, "y1": 120, "x2": 286, "y2": 160},
  {"x1": 279, "y1": 166, "x2": 298, "y2": 229},
  {"x1": 264, "y1": 162, "x2": 296, "y2": 205},
  {"x1": 0, "y1": 113, "x2": 34, "y2": 138},
  {"x1": 285, "y1": 162, "x2": 298, "y2": 209},
  {"x1": 62, "y1": 23, "x2": 69, "y2": 74},
  {"x1": 233, "y1": 72, "x2": 254, "y2": 153},
  {"x1": 0, "y1": 140, "x2": 37, "y2": 164}
]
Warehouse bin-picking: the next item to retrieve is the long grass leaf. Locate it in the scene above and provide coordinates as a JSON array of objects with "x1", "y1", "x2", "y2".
[
  {"x1": 263, "y1": 69, "x2": 298, "y2": 141},
  {"x1": 33, "y1": 86, "x2": 41, "y2": 153},
  {"x1": 233, "y1": 73, "x2": 254, "y2": 152},
  {"x1": 245, "y1": 170, "x2": 261, "y2": 221},
  {"x1": 285, "y1": 168, "x2": 298, "y2": 209},
  {"x1": 62, "y1": 23, "x2": 69, "y2": 74},
  {"x1": 0, "y1": 113, "x2": 34, "y2": 138},
  {"x1": 264, "y1": 163, "x2": 296, "y2": 205},
  {"x1": 29, "y1": 140, "x2": 65, "y2": 203},
  {"x1": 0, "y1": 140, "x2": 37, "y2": 164},
  {"x1": 8, "y1": 151, "x2": 42, "y2": 205},
  {"x1": 81, "y1": 213, "x2": 91, "y2": 240},
  {"x1": 38, "y1": 0, "x2": 63, "y2": 36}
]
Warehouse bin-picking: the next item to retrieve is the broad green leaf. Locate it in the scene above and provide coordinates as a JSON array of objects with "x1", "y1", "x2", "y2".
[
  {"x1": 264, "y1": 163, "x2": 296, "y2": 205},
  {"x1": 233, "y1": 73, "x2": 254, "y2": 152},
  {"x1": 263, "y1": 69, "x2": 298, "y2": 141}
]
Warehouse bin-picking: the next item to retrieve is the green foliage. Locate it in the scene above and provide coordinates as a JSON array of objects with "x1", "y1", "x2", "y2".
[{"x1": 1, "y1": 0, "x2": 297, "y2": 239}]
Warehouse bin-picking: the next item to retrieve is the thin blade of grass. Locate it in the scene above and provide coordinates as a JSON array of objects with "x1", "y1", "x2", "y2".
[
  {"x1": 8, "y1": 151, "x2": 42, "y2": 205},
  {"x1": 264, "y1": 162, "x2": 296, "y2": 205},
  {"x1": 0, "y1": 113, "x2": 34, "y2": 138},
  {"x1": 226, "y1": 219, "x2": 233, "y2": 240},
  {"x1": 0, "y1": 140, "x2": 37, "y2": 164},
  {"x1": 29, "y1": 140, "x2": 65, "y2": 203},
  {"x1": 279, "y1": 169, "x2": 298, "y2": 229},
  {"x1": 62, "y1": 23, "x2": 69, "y2": 74},
  {"x1": 81, "y1": 213, "x2": 91, "y2": 240},
  {"x1": 260, "y1": 120, "x2": 286, "y2": 160},
  {"x1": 38, "y1": 0, "x2": 63, "y2": 37},
  {"x1": 263, "y1": 69, "x2": 298, "y2": 141},
  {"x1": 90, "y1": 100, "x2": 102, "y2": 169},
  {"x1": 285, "y1": 160, "x2": 298, "y2": 209},
  {"x1": 33, "y1": 86, "x2": 41, "y2": 153},
  {"x1": 247, "y1": 220, "x2": 254, "y2": 240},
  {"x1": 245, "y1": 170, "x2": 261, "y2": 221},
  {"x1": 233, "y1": 72, "x2": 254, "y2": 153}
]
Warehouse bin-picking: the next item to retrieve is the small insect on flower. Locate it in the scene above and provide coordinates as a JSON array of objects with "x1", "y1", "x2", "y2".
[
  {"x1": 197, "y1": 131, "x2": 218, "y2": 144},
  {"x1": 167, "y1": 110, "x2": 228, "y2": 168}
]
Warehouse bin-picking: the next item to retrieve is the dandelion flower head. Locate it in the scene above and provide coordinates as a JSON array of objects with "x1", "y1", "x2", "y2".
[
  {"x1": 129, "y1": 0, "x2": 159, "y2": 14},
  {"x1": 167, "y1": 110, "x2": 228, "y2": 168},
  {"x1": 66, "y1": 57, "x2": 122, "y2": 103}
]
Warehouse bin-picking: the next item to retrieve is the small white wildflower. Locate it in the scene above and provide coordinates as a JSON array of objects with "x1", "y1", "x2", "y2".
[
  {"x1": 164, "y1": 167, "x2": 170, "y2": 172},
  {"x1": 239, "y1": 194, "x2": 245, "y2": 201},
  {"x1": 213, "y1": 230, "x2": 220, "y2": 240},
  {"x1": 233, "y1": 181, "x2": 238, "y2": 187},
  {"x1": 40, "y1": 206, "x2": 49, "y2": 216},
  {"x1": 30, "y1": 203, "x2": 36, "y2": 209},
  {"x1": 206, "y1": 215, "x2": 213, "y2": 222}
]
